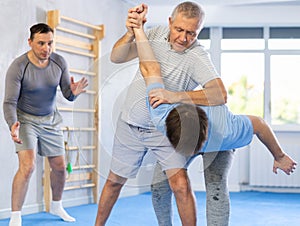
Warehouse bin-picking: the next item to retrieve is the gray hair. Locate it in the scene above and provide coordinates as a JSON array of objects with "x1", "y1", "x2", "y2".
[{"x1": 170, "y1": 1, "x2": 205, "y2": 23}]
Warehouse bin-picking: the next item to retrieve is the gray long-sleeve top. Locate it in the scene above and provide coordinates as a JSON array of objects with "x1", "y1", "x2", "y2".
[{"x1": 3, "y1": 52, "x2": 76, "y2": 129}]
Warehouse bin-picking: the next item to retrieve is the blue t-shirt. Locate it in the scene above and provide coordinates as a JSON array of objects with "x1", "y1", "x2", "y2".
[{"x1": 146, "y1": 83, "x2": 254, "y2": 153}]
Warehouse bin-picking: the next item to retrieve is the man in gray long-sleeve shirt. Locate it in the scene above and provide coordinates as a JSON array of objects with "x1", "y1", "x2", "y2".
[{"x1": 3, "y1": 23, "x2": 88, "y2": 226}]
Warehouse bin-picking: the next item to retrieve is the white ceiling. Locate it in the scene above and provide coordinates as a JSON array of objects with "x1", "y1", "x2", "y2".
[
  {"x1": 123, "y1": 0, "x2": 300, "y2": 6},
  {"x1": 121, "y1": 0, "x2": 300, "y2": 26}
]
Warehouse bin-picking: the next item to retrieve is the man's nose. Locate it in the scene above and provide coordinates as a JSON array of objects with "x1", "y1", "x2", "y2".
[
  {"x1": 43, "y1": 44, "x2": 50, "y2": 51},
  {"x1": 179, "y1": 32, "x2": 187, "y2": 42}
]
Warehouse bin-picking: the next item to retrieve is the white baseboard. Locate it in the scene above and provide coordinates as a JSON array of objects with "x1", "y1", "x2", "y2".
[
  {"x1": 240, "y1": 185, "x2": 300, "y2": 193},
  {"x1": 0, "y1": 195, "x2": 94, "y2": 220},
  {"x1": 0, "y1": 203, "x2": 43, "y2": 220}
]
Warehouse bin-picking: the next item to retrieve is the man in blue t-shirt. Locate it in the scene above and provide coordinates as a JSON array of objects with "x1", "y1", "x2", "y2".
[
  {"x1": 133, "y1": 10, "x2": 296, "y2": 175},
  {"x1": 133, "y1": 12, "x2": 296, "y2": 175}
]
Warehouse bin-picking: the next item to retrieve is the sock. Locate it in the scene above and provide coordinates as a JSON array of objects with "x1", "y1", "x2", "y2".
[
  {"x1": 9, "y1": 211, "x2": 21, "y2": 226},
  {"x1": 50, "y1": 200, "x2": 76, "y2": 222}
]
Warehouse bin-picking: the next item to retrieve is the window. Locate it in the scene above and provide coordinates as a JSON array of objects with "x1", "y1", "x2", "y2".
[
  {"x1": 222, "y1": 53, "x2": 264, "y2": 116},
  {"x1": 198, "y1": 27, "x2": 210, "y2": 50},
  {"x1": 221, "y1": 28, "x2": 264, "y2": 116},
  {"x1": 221, "y1": 28, "x2": 265, "y2": 50},
  {"x1": 204, "y1": 26, "x2": 300, "y2": 128},
  {"x1": 269, "y1": 27, "x2": 300, "y2": 125},
  {"x1": 270, "y1": 55, "x2": 300, "y2": 125},
  {"x1": 269, "y1": 27, "x2": 300, "y2": 50}
]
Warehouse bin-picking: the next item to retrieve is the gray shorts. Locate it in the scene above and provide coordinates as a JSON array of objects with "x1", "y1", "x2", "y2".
[
  {"x1": 110, "y1": 116, "x2": 189, "y2": 178},
  {"x1": 15, "y1": 109, "x2": 65, "y2": 157}
]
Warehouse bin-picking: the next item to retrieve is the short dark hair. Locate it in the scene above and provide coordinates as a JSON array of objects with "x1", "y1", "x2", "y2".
[
  {"x1": 165, "y1": 103, "x2": 208, "y2": 156},
  {"x1": 29, "y1": 23, "x2": 53, "y2": 40}
]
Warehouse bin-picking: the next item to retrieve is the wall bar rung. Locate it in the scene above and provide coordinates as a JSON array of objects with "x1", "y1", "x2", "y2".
[
  {"x1": 56, "y1": 35, "x2": 92, "y2": 50},
  {"x1": 55, "y1": 46, "x2": 96, "y2": 58},
  {"x1": 61, "y1": 15, "x2": 103, "y2": 31},
  {"x1": 65, "y1": 145, "x2": 96, "y2": 151},
  {"x1": 64, "y1": 183, "x2": 95, "y2": 191},
  {"x1": 57, "y1": 26, "x2": 96, "y2": 40},
  {"x1": 69, "y1": 68, "x2": 96, "y2": 76},
  {"x1": 57, "y1": 107, "x2": 96, "y2": 113},
  {"x1": 61, "y1": 127, "x2": 96, "y2": 131},
  {"x1": 72, "y1": 164, "x2": 95, "y2": 170}
]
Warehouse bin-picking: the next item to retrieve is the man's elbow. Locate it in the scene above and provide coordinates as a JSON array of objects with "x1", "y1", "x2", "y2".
[
  {"x1": 223, "y1": 91, "x2": 228, "y2": 104},
  {"x1": 139, "y1": 61, "x2": 160, "y2": 77},
  {"x1": 213, "y1": 90, "x2": 227, "y2": 105},
  {"x1": 110, "y1": 54, "x2": 124, "y2": 64}
]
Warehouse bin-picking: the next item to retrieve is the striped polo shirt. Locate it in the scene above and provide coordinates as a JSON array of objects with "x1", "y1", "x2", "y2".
[{"x1": 121, "y1": 25, "x2": 220, "y2": 128}]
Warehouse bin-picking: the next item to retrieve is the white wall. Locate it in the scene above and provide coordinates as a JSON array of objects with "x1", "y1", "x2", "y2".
[
  {"x1": 0, "y1": 0, "x2": 140, "y2": 219},
  {"x1": 147, "y1": 3, "x2": 300, "y2": 26}
]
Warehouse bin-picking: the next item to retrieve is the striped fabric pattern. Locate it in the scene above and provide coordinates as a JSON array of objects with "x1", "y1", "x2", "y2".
[{"x1": 121, "y1": 25, "x2": 220, "y2": 128}]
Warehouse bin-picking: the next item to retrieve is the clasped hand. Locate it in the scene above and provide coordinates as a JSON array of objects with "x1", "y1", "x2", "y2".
[{"x1": 126, "y1": 4, "x2": 148, "y2": 34}]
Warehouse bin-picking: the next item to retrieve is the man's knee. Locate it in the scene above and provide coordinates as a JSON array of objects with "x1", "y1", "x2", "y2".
[
  {"x1": 106, "y1": 171, "x2": 127, "y2": 191},
  {"x1": 48, "y1": 156, "x2": 66, "y2": 173},
  {"x1": 151, "y1": 177, "x2": 170, "y2": 192},
  {"x1": 205, "y1": 170, "x2": 228, "y2": 183},
  {"x1": 19, "y1": 163, "x2": 35, "y2": 179},
  {"x1": 167, "y1": 169, "x2": 191, "y2": 196},
  {"x1": 204, "y1": 151, "x2": 234, "y2": 183}
]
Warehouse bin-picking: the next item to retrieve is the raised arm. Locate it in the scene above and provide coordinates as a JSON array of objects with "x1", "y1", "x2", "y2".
[
  {"x1": 133, "y1": 6, "x2": 163, "y2": 86},
  {"x1": 110, "y1": 4, "x2": 147, "y2": 63}
]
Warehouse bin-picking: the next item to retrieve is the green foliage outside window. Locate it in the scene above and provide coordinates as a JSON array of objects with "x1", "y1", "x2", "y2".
[{"x1": 227, "y1": 75, "x2": 263, "y2": 117}]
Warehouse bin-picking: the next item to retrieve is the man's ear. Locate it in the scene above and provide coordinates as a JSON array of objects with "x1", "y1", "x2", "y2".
[{"x1": 168, "y1": 17, "x2": 172, "y2": 26}]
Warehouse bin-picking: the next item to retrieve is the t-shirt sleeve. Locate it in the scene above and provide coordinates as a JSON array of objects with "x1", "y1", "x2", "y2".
[
  {"x1": 146, "y1": 83, "x2": 176, "y2": 134},
  {"x1": 56, "y1": 55, "x2": 76, "y2": 101},
  {"x1": 191, "y1": 46, "x2": 220, "y2": 86},
  {"x1": 3, "y1": 59, "x2": 23, "y2": 129}
]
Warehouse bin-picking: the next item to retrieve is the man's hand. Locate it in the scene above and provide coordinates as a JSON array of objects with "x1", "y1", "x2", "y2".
[
  {"x1": 148, "y1": 88, "x2": 177, "y2": 108},
  {"x1": 126, "y1": 4, "x2": 148, "y2": 35},
  {"x1": 273, "y1": 154, "x2": 297, "y2": 175},
  {"x1": 70, "y1": 76, "x2": 88, "y2": 96},
  {"x1": 11, "y1": 121, "x2": 22, "y2": 144}
]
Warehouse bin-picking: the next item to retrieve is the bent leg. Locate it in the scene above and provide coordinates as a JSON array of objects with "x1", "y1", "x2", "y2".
[
  {"x1": 151, "y1": 163, "x2": 173, "y2": 226},
  {"x1": 166, "y1": 168, "x2": 196, "y2": 226},
  {"x1": 203, "y1": 150, "x2": 234, "y2": 226},
  {"x1": 95, "y1": 171, "x2": 127, "y2": 226}
]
